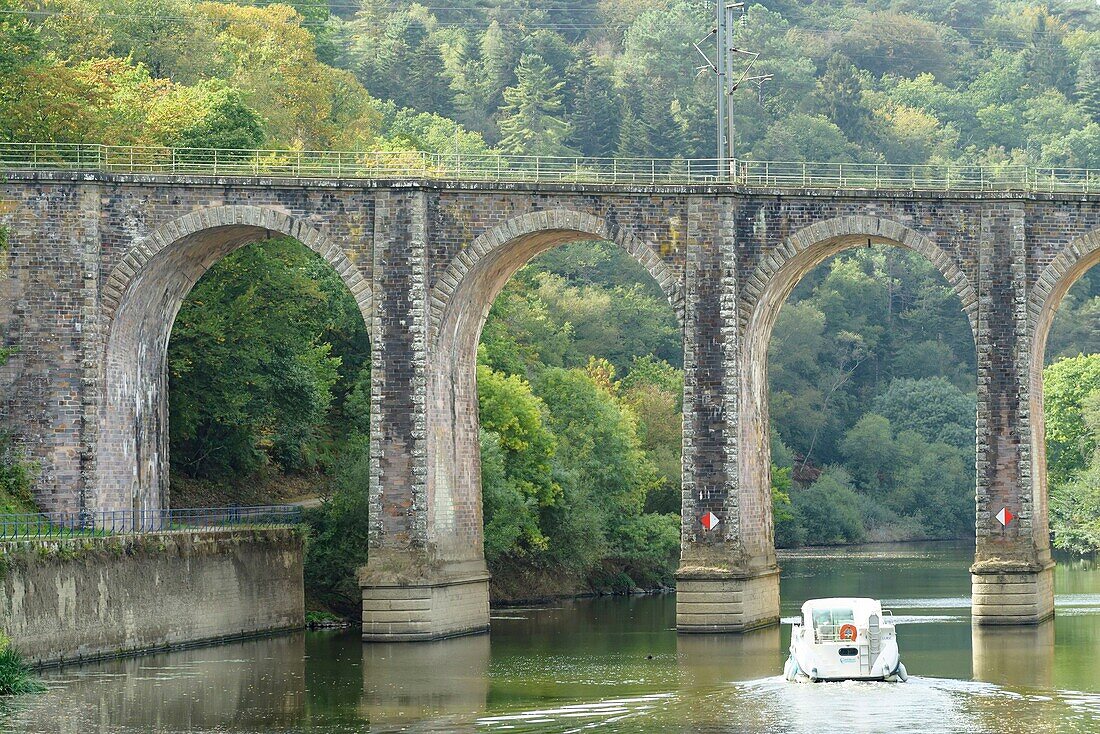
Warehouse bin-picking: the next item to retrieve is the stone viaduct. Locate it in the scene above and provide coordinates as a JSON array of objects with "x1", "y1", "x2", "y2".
[{"x1": 2, "y1": 170, "x2": 1098, "y2": 639}]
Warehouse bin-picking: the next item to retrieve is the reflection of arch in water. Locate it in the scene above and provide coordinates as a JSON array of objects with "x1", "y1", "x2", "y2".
[
  {"x1": 360, "y1": 635, "x2": 490, "y2": 724},
  {"x1": 99, "y1": 206, "x2": 371, "y2": 513},
  {"x1": 425, "y1": 209, "x2": 684, "y2": 559}
]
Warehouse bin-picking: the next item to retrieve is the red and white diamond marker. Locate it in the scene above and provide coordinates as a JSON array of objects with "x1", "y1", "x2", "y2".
[
  {"x1": 996, "y1": 507, "x2": 1014, "y2": 527},
  {"x1": 701, "y1": 512, "x2": 720, "y2": 531}
]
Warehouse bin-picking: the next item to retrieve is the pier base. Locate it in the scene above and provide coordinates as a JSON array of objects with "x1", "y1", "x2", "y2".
[
  {"x1": 359, "y1": 554, "x2": 490, "y2": 641},
  {"x1": 675, "y1": 566, "x2": 780, "y2": 633},
  {"x1": 970, "y1": 559, "x2": 1055, "y2": 625}
]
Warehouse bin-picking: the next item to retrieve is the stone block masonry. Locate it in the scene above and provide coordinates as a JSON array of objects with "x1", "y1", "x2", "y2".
[
  {"x1": 0, "y1": 528, "x2": 304, "y2": 666},
  {"x1": 4, "y1": 171, "x2": 1100, "y2": 637}
]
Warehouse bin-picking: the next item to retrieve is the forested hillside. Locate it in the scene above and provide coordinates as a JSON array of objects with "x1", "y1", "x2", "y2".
[
  {"x1": 3, "y1": 0, "x2": 1100, "y2": 610},
  {"x1": 6, "y1": 0, "x2": 1100, "y2": 165}
]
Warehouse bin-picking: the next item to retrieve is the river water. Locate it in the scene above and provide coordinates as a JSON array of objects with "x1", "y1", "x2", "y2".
[{"x1": 5, "y1": 543, "x2": 1100, "y2": 733}]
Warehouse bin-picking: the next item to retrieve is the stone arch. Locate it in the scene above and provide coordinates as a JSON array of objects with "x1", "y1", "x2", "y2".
[
  {"x1": 428, "y1": 208, "x2": 684, "y2": 344},
  {"x1": 740, "y1": 215, "x2": 977, "y2": 335},
  {"x1": 97, "y1": 205, "x2": 371, "y2": 514},
  {"x1": 1024, "y1": 230, "x2": 1100, "y2": 546},
  {"x1": 102, "y1": 205, "x2": 371, "y2": 320},
  {"x1": 737, "y1": 215, "x2": 977, "y2": 554},
  {"x1": 423, "y1": 208, "x2": 684, "y2": 561}
]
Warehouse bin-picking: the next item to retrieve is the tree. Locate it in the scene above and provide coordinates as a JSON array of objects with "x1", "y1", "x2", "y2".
[
  {"x1": 565, "y1": 51, "x2": 620, "y2": 157},
  {"x1": 617, "y1": 1, "x2": 700, "y2": 106},
  {"x1": 198, "y1": 2, "x2": 382, "y2": 148},
  {"x1": 498, "y1": 53, "x2": 574, "y2": 156},
  {"x1": 842, "y1": 11, "x2": 959, "y2": 82},
  {"x1": 1051, "y1": 461, "x2": 1100, "y2": 553},
  {"x1": 817, "y1": 54, "x2": 869, "y2": 137},
  {"x1": 478, "y1": 365, "x2": 560, "y2": 510},
  {"x1": 168, "y1": 240, "x2": 353, "y2": 481},
  {"x1": 1023, "y1": 8, "x2": 1073, "y2": 94},
  {"x1": 1044, "y1": 355, "x2": 1100, "y2": 485},
  {"x1": 753, "y1": 113, "x2": 853, "y2": 162},
  {"x1": 792, "y1": 468, "x2": 866, "y2": 545},
  {"x1": 840, "y1": 414, "x2": 898, "y2": 492},
  {"x1": 872, "y1": 378, "x2": 975, "y2": 451},
  {"x1": 170, "y1": 81, "x2": 264, "y2": 151},
  {"x1": 479, "y1": 20, "x2": 516, "y2": 116},
  {"x1": 0, "y1": 0, "x2": 39, "y2": 75},
  {"x1": 99, "y1": 0, "x2": 218, "y2": 82},
  {"x1": 534, "y1": 366, "x2": 661, "y2": 557},
  {"x1": 1047, "y1": 271, "x2": 1100, "y2": 361},
  {"x1": 621, "y1": 357, "x2": 683, "y2": 514},
  {"x1": 1076, "y1": 49, "x2": 1100, "y2": 124}
]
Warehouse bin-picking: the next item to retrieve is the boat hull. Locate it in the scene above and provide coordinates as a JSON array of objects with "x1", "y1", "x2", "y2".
[{"x1": 785, "y1": 636, "x2": 906, "y2": 683}]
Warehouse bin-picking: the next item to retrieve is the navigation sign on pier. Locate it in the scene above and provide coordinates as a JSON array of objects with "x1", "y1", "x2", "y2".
[
  {"x1": 996, "y1": 507, "x2": 1014, "y2": 527},
  {"x1": 701, "y1": 512, "x2": 720, "y2": 531}
]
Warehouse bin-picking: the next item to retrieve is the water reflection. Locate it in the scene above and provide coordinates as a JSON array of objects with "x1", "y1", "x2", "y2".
[
  {"x1": 972, "y1": 620, "x2": 1055, "y2": 689},
  {"x1": 5, "y1": 544, "x2": 1098, "y2": 734},
  {"x1": 4, "y1": 633, "x2": 307, "y2": 732},
  {"x1": 676, "y1": 627, "x2": 781, "y2": 686},
  {"x1": 361, "y1": 634, "x2": 490, "y2": 727}
]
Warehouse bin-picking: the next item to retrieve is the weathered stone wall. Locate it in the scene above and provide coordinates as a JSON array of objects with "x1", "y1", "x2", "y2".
[
  {"x1": 0, "y1": 528, "x2": 304, "y2": 666},
  {"x1": 4, "y1": 172, "x2": 1100, "y2": 633}
]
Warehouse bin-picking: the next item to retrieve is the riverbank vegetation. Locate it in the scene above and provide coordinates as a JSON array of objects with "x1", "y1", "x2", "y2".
[
  {"x1": 3, "y1": 0, "x2": 1100, "y2": 606},
  {"x1": 0, "y1": 634, "x2": 44, "y2": 696},
  {"x1": 1045, "y1": 354, "x2": 1100, "y2": 553}
]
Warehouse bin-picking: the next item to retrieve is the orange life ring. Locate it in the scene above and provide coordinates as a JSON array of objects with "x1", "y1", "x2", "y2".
[{"x1": 839, "y1": 623, "x2": 858, "y2": 641}]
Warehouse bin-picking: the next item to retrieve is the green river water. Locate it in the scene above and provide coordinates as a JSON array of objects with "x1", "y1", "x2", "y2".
[{"x1": 5, "y1": 542, "x2": 1100, "y2": 733}]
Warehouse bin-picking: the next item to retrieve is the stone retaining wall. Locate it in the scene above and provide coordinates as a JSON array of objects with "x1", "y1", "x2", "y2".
[{"x1": 0, "y1": 527, "x2": 304, "y2": 666}]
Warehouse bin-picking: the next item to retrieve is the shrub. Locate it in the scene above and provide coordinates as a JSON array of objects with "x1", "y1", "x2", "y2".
[{"x1": 0, "y1": 634, "x2": 44, "y2": 695}]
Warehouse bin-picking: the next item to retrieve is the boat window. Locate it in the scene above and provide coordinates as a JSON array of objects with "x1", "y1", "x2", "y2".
[
  {"x1": 811, "y1": 607, "x2": 855, "y2": 627},
  {"x1": 838, "y1": 647, "x2": 859, "y2": 657}
]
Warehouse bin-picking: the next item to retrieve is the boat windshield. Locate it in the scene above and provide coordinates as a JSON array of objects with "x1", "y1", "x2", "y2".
[{"x1": 810, "y1": 607, "x2": 856, "y2": 641}]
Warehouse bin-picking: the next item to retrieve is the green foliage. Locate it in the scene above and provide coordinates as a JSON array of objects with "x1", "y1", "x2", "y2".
[
  {"x1": 170, "y1": 81, "x2": 263, "y2": 150},
  {"x1": 0, "y1": 0, "x2": 38, "y2": 76},
  {"x1": 301, "y1": 438, "x2": 371, "y2": 616},
  {"x1": 168, "y1": 239, "x2": 368, "y2": 484},
  {"x1": 478, "y1": 365, "x2": 558, "y2": 556},
  {"x1": 1047, "y1": 362, "x2": 1100, "y2": 553},
  {"x1": 792, "y1": 468, "x2": 867, "y2": 545},
  {"x1": 1047, "y1": 271, "x2": 1100, "y2": 361},
  {"x1": 872, "y1": 378, "x2": 975, "y2": 451},
  {"x1": 1043, "y1": 356, "x2": 1100, "y2": 485},
  {"x1": 772, "y1": 464, "x2": 803, "y2": 547},
  {"x1": 477, "y1": 345, "x2": 672, "y2": 584},
  {"x1": 1051, "y1": 463, "x2": 1100, "y2": 554},
  {"x1": 498, "y1": 53, "x2": 574, "y2": 156},
  {"x1": 5, "y1": 0, "x2": 1100, "y2": 170},
  {"x1": 0, "y1": 439, "x2": 37, "y2": 514},
  {"x1": 0, "y1": 633, "x2": 45, "y2": 695}
]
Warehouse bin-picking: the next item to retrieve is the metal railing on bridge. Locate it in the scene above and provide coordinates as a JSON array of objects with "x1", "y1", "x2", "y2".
[
  {"x1": 4, "y1": 142, "x2": 1100, "y2": 193},
  {"x1": 0, "y1": 505, "x2": 303, "y2": 540}
]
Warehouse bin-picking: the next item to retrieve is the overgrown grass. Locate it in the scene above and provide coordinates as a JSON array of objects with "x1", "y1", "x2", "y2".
[{"x1": 0, "y1": 635, "x2": 44, "y2": 695}]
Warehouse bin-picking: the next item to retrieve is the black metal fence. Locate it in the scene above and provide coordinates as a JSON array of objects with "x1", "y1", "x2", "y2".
[{"x1": 0, "y1": 505, "x2": 303, "y2": 540}]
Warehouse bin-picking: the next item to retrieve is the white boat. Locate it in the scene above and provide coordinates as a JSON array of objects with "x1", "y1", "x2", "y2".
[{"x1": 784, "y1": 597, "x2": 907, "y2": 683}]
